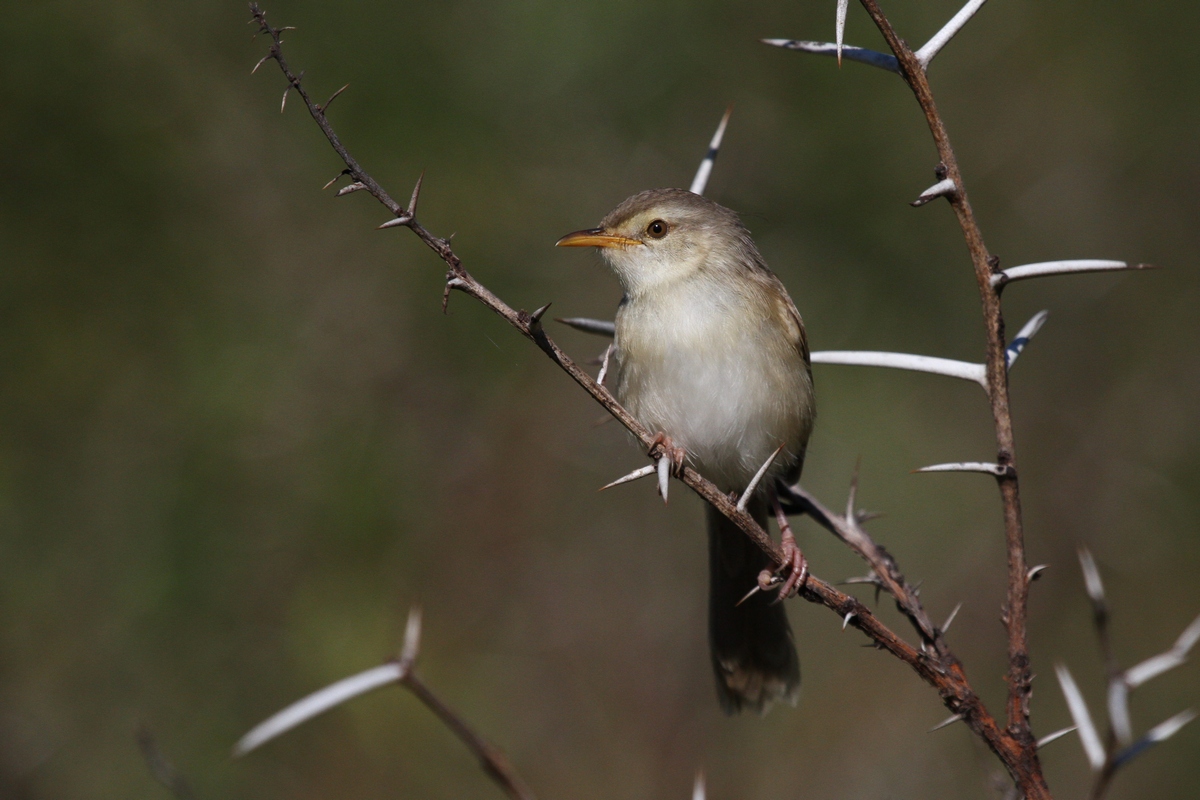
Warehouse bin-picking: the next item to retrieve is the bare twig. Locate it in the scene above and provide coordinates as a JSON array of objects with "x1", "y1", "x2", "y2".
[
  {"x1": 235, "y1": 606, "x2": 536, "y2": 800},
  {"x1": 1059, "y1": 553, "x2": 1200, "y2": 799}
]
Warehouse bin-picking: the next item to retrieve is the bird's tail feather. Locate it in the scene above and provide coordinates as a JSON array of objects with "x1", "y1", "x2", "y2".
[{"x1": 707, "y1": 500, "x2": 800, "y2": 714}]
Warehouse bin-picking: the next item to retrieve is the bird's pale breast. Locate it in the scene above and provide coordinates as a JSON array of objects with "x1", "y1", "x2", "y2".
[{"x1": 614, "y1": 274, "x2": 814, "y2": 491}]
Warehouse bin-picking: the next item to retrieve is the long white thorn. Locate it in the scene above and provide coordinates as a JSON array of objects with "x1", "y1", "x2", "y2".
[
  {"x1": 1037, "y1": 726, "x2": 1077, "y2": 749},
  {"x1": 842, "y1": 611, "x2": 856, "y2": 630},
  {"x1": 911, "y1": 177, "x2": 957, "y2": 206},
  {"x1": 1054, "y1": 663, "x2": 1106, "y2": 770},
  {"x1": 917, "y1": 462, "x2": 1008, "y2": 476},
  {"x1": 657, "y1": 456, "x2": 670, "y2": 504},
  {"x1": 377, "y1": 213, "x2": 414, "y2": 230},
  {"x1": 915, "y1": 0, "x2": 989, "y2": 69},
  {"x1": 690, "y1": 106, "x2": 733, "y2": 196},
  {"x1": 692, "y1": 770, "x2": 706, "y2": 800},
  {"x1": 1115, "y1": 710, "x2": 1197, "y2": 768},
  {"x1": 737, "y1": 443, "x2": 785, "y2": 512},
  {"x1": 992, "y1": 259, "x2": 1152, "y2": 287},
  {"x1": 929, "y1": 713, "x2": 964, "y2": 732},
  {"x1": 599, "y1": 464, "x2": 656, "y2": 492},
  {"x1": 942, "y1": 602, "x2": 963, "y2": 633},
  {"x1": 1171, "y1": 611, "x2": 1200, "y2": 653},
  {"x1": 336, "y1": 181, "x2": 367, "y2": 196},
  {"x1": 399, "y1": 606, "x2": 422, "y2": 667},
  {"x1": 1124, "y1": 651, "x2": 1185, "y2": 688},
  {"x1": 1144, "y1": 709, "x2": 1197, "y2": 744},
  {"x1": 760, "y1": 39, "x2": 900, "y2": 73},
  {"x1": 597, "y1": 344, "x2": 614, "y2": 387},
  {"x1": 1077, "y1": 547, "x2": 1106, "y2": 607},
  {"x1": 811, "y1": 351, "x2": 987, "y2": 386},
  {"x1": 555, "y1": 317, "x2": 615, "y2": 338},
  {"x1": 1005, "y1": 310, "x2": 1049, "y2": 369},
  {"x1": 835, "y1": 0, "x2": 848, "y2": 65},
  {"x1": 234, "y1": 662, "x2": 404, "y2": 757},
  {"x1": 1124, "y1": 612, "x2": 1200, "y2": 688},
  {"x1": 1108, "y1": 678, "x2": 1134, "y2": 747},
  {"x1": 407, "y1": 170, "x2": 425, "y2": 216}
]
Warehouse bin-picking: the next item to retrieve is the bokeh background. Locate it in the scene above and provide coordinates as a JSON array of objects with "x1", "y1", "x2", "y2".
[{"x1": 1, "y1": 1, "x2": 1197, "y2": 797}]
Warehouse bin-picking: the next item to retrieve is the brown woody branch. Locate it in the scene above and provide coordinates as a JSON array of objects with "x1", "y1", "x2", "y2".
[
  {"x1": 855, "y1": 0, "x2": 1046, "y2": 796},
  {"x1": 247, "y1": 0, "x2": 1018, "y2": 791}
]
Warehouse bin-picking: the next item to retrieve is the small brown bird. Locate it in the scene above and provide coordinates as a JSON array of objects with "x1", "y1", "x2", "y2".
[{"x1": 557, "y1": 188, "x2": 815, "y2": 713}]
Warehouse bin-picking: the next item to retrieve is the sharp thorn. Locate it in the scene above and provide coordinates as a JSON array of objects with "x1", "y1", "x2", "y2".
[
  {"x1": 597, "y1": 344, "x2": 614, "y2": 387},
  {"x1": 1077, "y1": 547, "x2": 1106, "y2": 606},
  {"x1": 929, "y1": 713, "x2": 965, "y2": 732},
  {"x1": 911, "y1": 177, "x2": 957, "y2": 207},
  {"x1": 737, "y1": 443, "x2": 785, "y2": 512},
  {"x1": 530, "y1": 302, "x2": 551, "y2": 325},
  {"x1": 736, "y1": 585, "x2": 762, "y2": 607},
  {"x1": 377, "y1": 214, "x2": 414, "y2": 230},
  {"x1": 323, "y1": 83, "x2": 350, "y2": 112},
  {"x1": 280, "y1": 85, "x2": 291, "y2": 113},
  {"x1": 322, "y1": 169, "x2": 351, "y2": 191},
  {"x1": 336, "y1": 181, "x2": 367, "y2": 197},
  {"x1": 657, "y1": 456, "x2": 670, "y2": 504},
  {"x1": 1037, "y1": 726, "x2": 1077, "y2": 749},
  {"x1": 598, "y1": 464, "x2": 656, "y2": 492},
  {"x1": 842, "y1": 611, "x2": 855, "y2": 630},
  {"x1": 553, "y1": 317, "x2": 616, "y2": 338},
  {"x1": 407, "y1": 170, "x2": 425, "y2": 216},
  {"x1": 252, "y1": 54, "x2": 272, "y2": 74},
  {"x1": 836, "y1": 0, "x2": 848, "y2": 66},
  {"x1": 942, "y1": 602, "x2": 963, "y2": 633},
  {"x1": 442, "y1": 275, "x2": 466, "y2": 314},
  {"x1": 399, "y1": 606, "x2": 422, "y2": 668}
]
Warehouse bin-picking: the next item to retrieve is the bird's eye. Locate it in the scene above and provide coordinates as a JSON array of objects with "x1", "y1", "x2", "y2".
[{"x1": 646, "y1": 219, "x2": 668, "y2": 239}]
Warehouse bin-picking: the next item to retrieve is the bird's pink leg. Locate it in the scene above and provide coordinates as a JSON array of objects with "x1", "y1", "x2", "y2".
[
  {"x1": 648, "y1": 432, "x2": 687, "y2": 476},
  {"x1": 771, "y1": 489, "x2": 808, "y2": 600}
]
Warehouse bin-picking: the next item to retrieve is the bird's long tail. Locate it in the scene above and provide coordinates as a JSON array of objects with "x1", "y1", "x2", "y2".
[{"x1": 707, "y1": 499, "x2": 800, "y2": 713}]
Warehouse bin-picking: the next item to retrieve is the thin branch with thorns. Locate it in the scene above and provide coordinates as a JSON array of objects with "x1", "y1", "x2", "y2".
[{"x1": 243, "y1": 0, "x2": 1010, "y2": 779}]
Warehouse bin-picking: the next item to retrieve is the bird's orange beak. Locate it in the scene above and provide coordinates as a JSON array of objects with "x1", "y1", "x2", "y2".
[{"x1": 555, "y1": 228, "x2": 643, "y2": 249}]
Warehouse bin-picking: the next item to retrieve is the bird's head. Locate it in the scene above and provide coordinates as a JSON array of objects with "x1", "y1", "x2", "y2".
[{"x1": 556, "y1": 188, "x2": 759, "y2": 297}]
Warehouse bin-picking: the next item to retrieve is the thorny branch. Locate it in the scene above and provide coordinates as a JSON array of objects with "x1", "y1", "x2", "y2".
[
  {"x1": 235, "y1": 608, "x2": 536, "y2": 800},
  {"x1": 854, "y1": 0, "x2": 1044, "y2": 795},
  {"x1": 247, "y1": 1, "x2": 1037, "y2": 795}
]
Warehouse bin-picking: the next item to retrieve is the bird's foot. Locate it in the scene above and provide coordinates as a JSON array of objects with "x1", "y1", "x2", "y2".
[
  {"x1": 772, "y1": 488, "x2": 808, "y2": 602},
  {"x1": 648, "y1": 432, "x2": 687, "y2": 476},
  {"x1": 773, "y1": 535, "x2": 808, "y2": 602}
]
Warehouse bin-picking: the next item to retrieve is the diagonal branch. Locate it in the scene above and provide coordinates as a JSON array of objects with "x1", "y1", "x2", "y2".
[{"x1": 246, "y1": 2, "x2": 1017, "y2": 754}]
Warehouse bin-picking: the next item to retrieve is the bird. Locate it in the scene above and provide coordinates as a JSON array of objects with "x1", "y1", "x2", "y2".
[{"x1": 556, "y1": 188, "x2": 815, "y2": 713}]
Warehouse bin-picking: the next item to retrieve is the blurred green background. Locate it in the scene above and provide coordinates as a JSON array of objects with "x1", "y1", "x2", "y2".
[{"x1": 1, "y1": 1, "x2": 1196, "y2": 797}]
